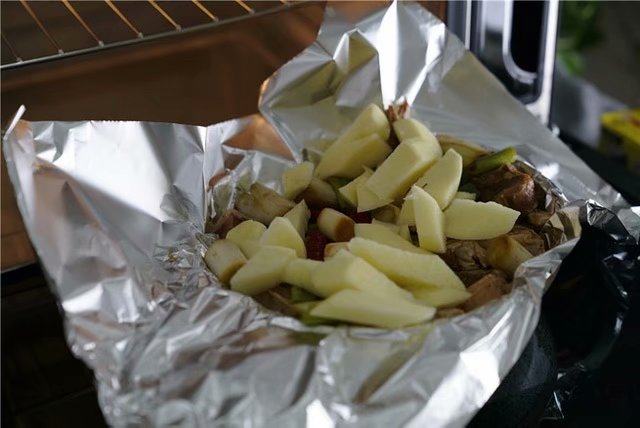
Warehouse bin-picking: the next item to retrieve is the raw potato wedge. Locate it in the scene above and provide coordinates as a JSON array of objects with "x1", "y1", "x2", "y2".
[
  {"x1": 315, "y1": 104, "x2": 390, "y2": 179},
  {"x1": 236, "y1": 183, "x2": 295, "y2": 225},
  {"x1": 204, "y1": 239, "x2": 247, "y2": 284},
  {"x1": 260, "y1": 217, "x2": 307, "y2": 258},
  {"x1": 408, "y1": 286, "x2": 471, "y2": 308},
  {"x1": 311, "y1": 250, "x2": 413, "y2": 300},
  {"x1": 415, "y1": 149, "x2": 463, "y2": 209},
  {"x1": 284, "y1": 200, "x2": 310, "y2": 238},
  {"x1": 486, "y1": 236, "x2": 533, "y2": 276},
  {"x1": 396, "y1": 199, "x2": 415, "y2": 226},
  {"x1": 349, "y1": 238, "x2": 466, "y2": 291},
  {"x1": 365, "y1": 138, "x2": 441, "y2": 200},
  {"x1": 230, "y1": 246, "x2": 296, "y2": 295},
  {"x1": 398, "y1": 224, "x2": 411, "y2": 241},
  {"x1": 437, "y1": 134, "x2": 488, "y2": 167},
  {"x1": 393, "y1": 118, "x2": 440, "y2": 148},
  {"x1": 226, "y1": 220, "x2": 266, "y2": 258},
  {"x1": 311, "y1": 289, "x2": 436, "y2": 329},
  {"x1": 282, "y1": 162, "x2": 314, "y2": 199},
  {"x1": 283, "y1": 258, "x2": 322, "y2": 294},
  {"x1": 315, "y1": 134, "x2": 392, "y2": 179},
  {"x1": 444, "y1": 199, "x2": 520, "y2": 240},
  {"x1": 338, "y1": 170, "x2": 369, "y2": 208},
  {"x1": 454, "y1": 191, "x2": 476, "y2": 200},
  {"x1": 356, "y1": 169, "x2": 393, "y2": 212},
  {"x1": 324, "y1": 242, "x2": 349, "y2": 259},
  {"x1": 354, "y1": 223, "x2": 426, "y2": 254},
  {"x1": 372, "y1": 205, "x2": 400, "y2": 223},
  {"x1": 371, "y1": 219, "x2": 400, "y2": 233},
  {"x1": 410, "y1": 186, "x2": 446, "y2": 253},
  {"x1": 317, "y1": 208, "x2": 355, "y2": 242},
  {"x1": 298, "y1": 178, "x2": 338, "y2": 208}
]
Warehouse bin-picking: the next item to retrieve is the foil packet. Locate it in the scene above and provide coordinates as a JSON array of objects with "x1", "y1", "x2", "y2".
[{"x1": 3, "y1": 2, "x2": 637, "y2": 427}]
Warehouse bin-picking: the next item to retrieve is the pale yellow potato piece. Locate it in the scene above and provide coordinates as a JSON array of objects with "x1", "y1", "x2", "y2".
[
  {"x1": 454, "y1": 191, "x2": 476, "y2": 200},
  {"x1": 315, "y1": 104, "x2": 391, "y2": 179},
  {"x1": 260, "y1": 217, "x2": 307, "y2": 258},
  {"x1": 410, "y1": 186, "x2": 446, "y2": 253},
  {"x1": 284, "y1": 200, "x2": 310, "y2": 238},
  {"x1": 398, "y1": 224, "x2": 411, "y2": 241},
  {"x1": 356, "y1": 179, "x2": 393, "y2": 212},
  {"x1": 486, "y1": 236, "x2": 533, "y2": 276},
  {"x1": 444, "y1": 199, "x2": 520, "y2": 240},
  {"x1": 204, "y1": 239, "x2": 247, "y2": 284},
  {"x1": 311, "y1": 289, "x2": 435, "y2": 329},
  {"x1": 365, "y1": 138, "x2": 441, "y2": 200},
  {"x1": 396, "y1": 198, "x2": 415, "y2": 226},
  {"x1": 230, "y1": 246, "x2": 296, "y2": 295},
  {"x1": 437, "y1": 134, "x2": 488, "y2": 167},
  {"x1": 316, "y1": 134, "x2": 391, "y2": 179},
  {"x1": 372, "y1": 205, "x2": 400, "y2": 223},
  {"x1": 348, "y1": 238, "x2": 465, "y2": 291},
  {"x1": 299, "y1": 178, "x2": 338, "y2": 208},
  {"x1": 317, "y1": 208, "x2": 355, "y2": 242},
  {"x1": 311, "y1": 250, "x2": 412, "y2": 300},
  {"x1": 407, "y1": 286, "x2": 471, "y2": 308},
  {"x1": 282, "y1": 258, "x2": 322, "y2": 294},
  {"x1": 282, "y1": 162, "x2": 314, "y2": 199},
  {"x1": 415, "y1": 149, "x2": 463, "y2": 209},
  {"x1": 354, "y1": 223, "x2": 426, "y2": 254},
  {"x1": 337, "y1": 170, "x2": 369, "y2": 208},
  {"x1": 324, "y1": 242, "x2": 350, "y2": 259},
  {"x1": 393, "y1": 118, "x2": 441, "y2": 149},
  {"x1": 226, "y1": 220, "x2": 266, "y2": 258},
  {"x1": 371, "y1": 219, "x2": 400, "y2": 233}
]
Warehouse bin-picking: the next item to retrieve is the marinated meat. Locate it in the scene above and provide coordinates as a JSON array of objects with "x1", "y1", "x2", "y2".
[
  {"x1": 208, "y1": 209, "x2": 246, "y2": 236},
  {"x1": 236, "y1": 183, "x2": 295, "y2": 225},
  {"x1": 385, "y1": 101, "x2": 409, "y2": 148},
  {"x1": 526, "y1": 210, "x2": 553, "y2": 230},
  {"x1": 442, "y1": 240, "x2": 489, "y2": 271},
  {"x1": 471, "y1": 164, "x2": 537, "y2": 214},
  {"x1": 457, "y1": 268, "x2": 507, "y2": 287},
  {"x1": 461, "y1": 273, "x2": 507, "y2": 311},
  {"x1": 305, "y1": 229, "x2": 329, "y2": 261},
  {"x1": 507, "y1": 225, "x2": 546, "y2": 256},
  {"x1": 436, "y1": 308, "x2": 465, "y2": 319}
]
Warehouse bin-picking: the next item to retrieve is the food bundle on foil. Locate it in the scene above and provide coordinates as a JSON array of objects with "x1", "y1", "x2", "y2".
[{"x1": 3, "y1": 2, "x2": 635, "y2": 426}]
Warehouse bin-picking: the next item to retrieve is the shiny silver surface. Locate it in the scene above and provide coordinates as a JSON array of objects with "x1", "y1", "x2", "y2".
[{"x1": 3, "y1": 2, "x2": 632, "y2": 426}]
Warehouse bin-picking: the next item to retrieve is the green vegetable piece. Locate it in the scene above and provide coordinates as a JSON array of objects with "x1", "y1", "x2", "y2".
[
  {"x1": 466, "y1": 147, "x2": 517, "y2": 175},
  {"x1": 291, "y1": 286, "x2": 319, "y2": 303}
]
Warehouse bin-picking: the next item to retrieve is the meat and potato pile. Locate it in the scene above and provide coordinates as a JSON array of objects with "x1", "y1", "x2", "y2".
[{"x1": 204, "y1": 104, "x2": 555, "y2": 329}]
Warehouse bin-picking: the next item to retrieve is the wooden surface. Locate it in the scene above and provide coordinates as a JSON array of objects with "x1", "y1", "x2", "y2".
[{"x1": 1, "y1": 1, "x2": 446, "y2": 270}]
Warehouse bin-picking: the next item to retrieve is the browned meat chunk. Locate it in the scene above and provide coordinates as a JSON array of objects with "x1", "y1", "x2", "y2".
[
  {"x1": 526, "y1": 210, "x2": 553, "y2": 230},
  {"x1": 457, "y1": 268, "x2": 508, "y2": 287},
  {"x1": 461, "y1": 273, "x2": 508, "y2": 311},
  {"x1": 471, "y1": 164, "x2": 537, "y2": 214},
  {"x1": 507, "y1": 225, "x2": 546, "y2": 256},
  {"x1": 207, "y1": 209, "x2": 247, "y2": 236},
  {"x1": 436, "y1": 308, "x2": 465, "y2": 319},
  {"x1": 235, "y1": 183, "x2": 295, "y2": 225},
  {"x1": 442, "y1": 240, "x2": 489, "y2": 271}
]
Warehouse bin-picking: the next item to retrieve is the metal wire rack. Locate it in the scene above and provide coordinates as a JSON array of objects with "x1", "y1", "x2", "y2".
[{"x1": 1, "y1": 0, "x2": 295, "y2": 70}]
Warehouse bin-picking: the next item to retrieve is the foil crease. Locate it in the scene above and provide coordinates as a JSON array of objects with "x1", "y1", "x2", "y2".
[{"x1": 2, "y1": 2, "x2": 632, "y2": 427}]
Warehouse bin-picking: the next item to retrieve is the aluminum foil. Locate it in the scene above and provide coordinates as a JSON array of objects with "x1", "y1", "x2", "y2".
[{"x1": 3, "y1": 2, "x2": 635, "y2": 427}]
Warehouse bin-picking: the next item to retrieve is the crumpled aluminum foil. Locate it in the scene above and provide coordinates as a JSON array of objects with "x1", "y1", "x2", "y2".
[{"x1": 3, "y1": 2, "x2": 636, "y2": 427}]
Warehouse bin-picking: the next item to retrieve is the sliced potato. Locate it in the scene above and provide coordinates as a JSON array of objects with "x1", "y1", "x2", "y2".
[
  {"x1": 236, "y1": 183, "x2": 296, "y2": 225},
  {"x1": 230, "y1": 246, "x2": 296, "y2": 295},
  {"x1": 324, "y1": 242, "x2": 349, "y2": 259},
  {"x1": 348, "y1": 238, "x2": 465, "y2": 291},
  {"x1": 486, "y1": 236, "x2": 533, "y2": 276},
  {"x1": 260, "y1": 217, "x2": 307, "y2": 258},
  {"x1": 398, "y1": 224, "x2": 411, "y2": 241},
  {"x1": 365, "y1": 138, "x2": 441, "y2": 200},
  {"x1": 437, "y1": 134, "x2": 488, "y2": 167},
  {"x1": 298, "y1": 178, "x2": 338, "y2": 208},
  {"x1": 315, "y1": 134, "x2": 391, "y2": 179},
  {"x1": 282, "y1": 162, "x2": 314, "y2": 199},
  {"x1": 444, "y1": 199, "x2": 520, "y2": 240},
  {"x1": 371, "y1": 219, "x2": 400, "y2": 233},
  {"x1": 372, "y1": 204, "x2": 400, "y2": 223},
  {"x1": 338, "y1": 170, "x2": 369, "y2": 208},
  {"x1": 204, "y1": 239, "x2": 247, "y2": 284},
  {"x1": 310, "y1": 289, "x2": 436, "y2": 329},
  {"x1": 396, "y1": 198, "x2": 415, "y2": 226},
  {"x1": 282, "y1": 258, "x2": 322, "y2": 294},
  {"x1": 315, "y1": 104, "x2": 391, "y2": 179},
  {"x1": 283, "y1": 200, "x2": 310, "y2": 238},
  {"x1": 407, "y1": 286, "x2": 471, "y2": 308},
  {"x1": 356, "y1": 171, "x2": 393, "y2": 212},
  {"x1": 415, "y1": 149, "x2": 463, "y2": 209},
  {"x1": 410, "y1": 186, "x2": 446, "y2": 253},
  {"x1": 226, "y1": 220, "x2": 267, "y2": 258},
  {"x1": 454, "y1": 191, "x2": 476, "y2": 200},
  {"x1": 355, "y1": 223, "x2": 425, "y2": 254},
  {"x1": 317, "y1": 208, "x2": 355, "y2": 242},
  {"x1": 311, "y1": 250, "x2": 412, "y2": 300},
  {"x1": 393, "y1": 118, "x2": 439, "y2": 147}
]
